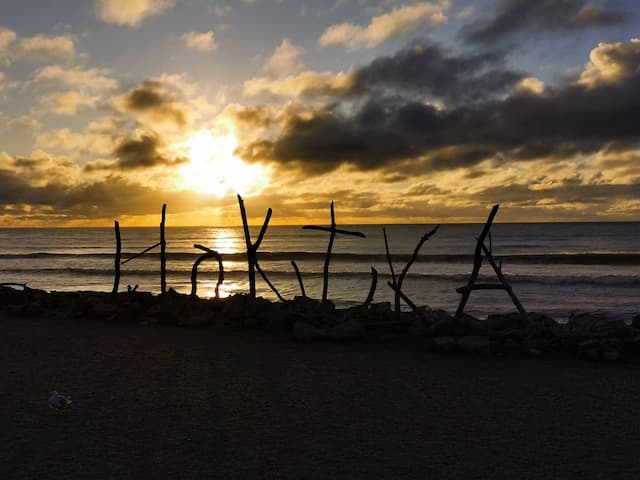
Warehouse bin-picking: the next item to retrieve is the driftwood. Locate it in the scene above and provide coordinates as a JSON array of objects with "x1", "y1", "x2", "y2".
[
  {"x1": 237, "y1": 194, "x2": 282, "y2": 300},
  {"x1": 384, "y1": 225, "x2": 439, "y2": 314},
  {"x1": 119, "y1": 205, "x2": 167, "y2": 293},
  {"x1": 303, "y1": 202, "x2": 365, "y2": 303},
  {"x1": 363, "y1": 267, "x2": 378, "y2": 308},
  {"x1": 121, "y1": 242, "x2": 161, "y2": 265},
  {"x1": 455, "y1": 204, "x2": 527, "y2": 320},
  {"x1": 383, "y1": 228, "x2": 398, "y2": 311},
  {"x1": 112, "y1": 220, "x2": 121, "y2": 294},
  {"x1": 160, "y1": 204, "x2": 167, "y2": 295},
  {"x1": 291, "y1": 260, "x2": 306, "y2": 297},
  {"x1": 191, "y1": 244, "x2": 224, "y2": 298}
]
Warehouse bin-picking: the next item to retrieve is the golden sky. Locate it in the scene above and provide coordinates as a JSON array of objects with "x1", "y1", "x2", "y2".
[{"x1": 0, "y1": 0, "x2": 639, "y2": 226}]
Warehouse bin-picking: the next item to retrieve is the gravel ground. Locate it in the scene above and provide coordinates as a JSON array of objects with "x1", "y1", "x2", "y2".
[{"x1": 2, "y1": 316, "x2": 640, "y2": 479}]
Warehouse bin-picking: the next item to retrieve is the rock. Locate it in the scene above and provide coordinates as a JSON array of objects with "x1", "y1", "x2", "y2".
[
  {"x1": 486, "y1": 312, "x2": 527, "y2": 331},
  {"x1": 292, "y1": 322, "x2": 326, "y2": 340},
  {"x1": 569, "y1": 312, "x2": 634, "y2": 338},
  {"x1": 456, "y1": 313, "x2": 488, "y2": 335},
  {"x1": 457, "y1": 335, "x2": 492, "y2": 356},
  {"x1": 329, "y1": 319, "x2": 366, "y2": 340}
]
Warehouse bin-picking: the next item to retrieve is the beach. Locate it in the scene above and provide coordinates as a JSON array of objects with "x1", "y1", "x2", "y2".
[{"x1": 3, "y1": 312, "x2": 640, "y2": 479}]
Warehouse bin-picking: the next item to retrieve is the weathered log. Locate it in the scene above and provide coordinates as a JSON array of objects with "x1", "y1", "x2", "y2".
[
  {"x1": 363, "y1": 267, "x2": 378, "y2": 308},
  {"x1": 455, "y1": 204, "x2": 527, "y2": 321},
  {"x1": 303, "y1": 202, "x2": 365, "y2": 303},
  {"x1": 456, "y1": 204, "x2": 499, "y2": 316},
  {"x1": 112, "y1": 220, "x2": 121, "y2": 294},
  {"x1": 160, "y1": 203, "x2": 167, "y2": 295},
  {"x1": 479, "y1": 242, "x2": 527, "y2": 319},
  {"x1": 387, "y1": 281, "x2": 427, "y2": 320},
  {"x1": 255, "y1": 262, "x2": 285, "y2": 301},
  {"x1": 291, "y1": 260, "x2": 306, "y2": 297},
  {"x1": 190, "y1": 245, "x2": 224, "y2": 298},
  {"x1": 121, "y1": 242, "x2": 161, "y2": 265},
  {"x1": 237, "y1": 194, "x2": 258, "y2": 298},
  {"x1": 384, "y1": 225, "x2": 439, "y2": 313},
  {"x1": 237, "y1": 194, "x2": 281, "y2": 300}
]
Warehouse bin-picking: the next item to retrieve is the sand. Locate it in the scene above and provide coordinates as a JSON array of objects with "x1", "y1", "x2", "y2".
[{"x1": 2, "y1": 315, "x2": 640, "y2": 479}]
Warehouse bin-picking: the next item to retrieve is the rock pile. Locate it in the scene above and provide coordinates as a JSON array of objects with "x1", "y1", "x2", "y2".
[{"x1": 1, "y1": 285, "x2": 638, "y2": 362}]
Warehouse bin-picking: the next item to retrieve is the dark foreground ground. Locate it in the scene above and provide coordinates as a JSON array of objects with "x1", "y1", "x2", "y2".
[{"x1": 2, "y1": 317, "x2": 640, "y2": 479}]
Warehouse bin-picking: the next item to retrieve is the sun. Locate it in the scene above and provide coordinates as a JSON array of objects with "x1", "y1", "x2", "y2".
[{"x1": 177, "y1": 130, "x2": 269, "y2": 197}]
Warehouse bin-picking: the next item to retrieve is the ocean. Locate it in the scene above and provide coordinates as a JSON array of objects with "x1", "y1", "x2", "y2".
[{"x1": 0, "y1": 223, "x2": 639, "y2": 321}]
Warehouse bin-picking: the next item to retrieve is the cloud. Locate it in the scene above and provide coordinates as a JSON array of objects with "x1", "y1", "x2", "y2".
[
  {"x1": 463, "y1": 0, "x2": 627, "y2": 45},
  {"x1": 95, "y1": 0, "x2": 175, "y2": 27},
  {"x1": 0, "y1": 27, "x2": 16, "y2": 63},
  {"x1": 244, "y1": 70, "x2": 353, "y2": 97},
  {"x1": 349, "y1": 40, "x2": 522, "y2": 103},
  {"x1": 17, "y1": 34, "x2": 76, "y2": 62},
  {"x1": 319, "y1": 1, "x2": 450, "y2": 49},
  {"x1": 579, "y1": 38, "x2": 640, "y2": 87},
  {"x1": 263, "y1": 38, "x2": 305, "y2": 77},
  {"x1": 0, "y1": 155, "x2": 216, "y2": 222},
  {"x1": 181, "y1": 31, "x2": 218, "y2": 52},
  {"x1": 45, "y1": 90, "x2": 99, "y2": 114},
  {"x1": 237, "y1": 38, "x2": 640, "y2": 177},
  {"x1": 117, "y1": 80, "x2": 188, "y2": 126},
  {"x1": 245, "y1": 39, "x2": 521, "y2": 102},
  {"x1": 32, "y1": 65, "x2": 118, "y2": 93},
  {"x1": 111, "y1": 132, "x2": 187, "y2": 170}
]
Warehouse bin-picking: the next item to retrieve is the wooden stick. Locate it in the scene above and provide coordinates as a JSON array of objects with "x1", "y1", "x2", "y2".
[
  {"x1": 291, "y1": 260, "x2": 306, "y2": 297},
  {"x1": 190, "y1": 248, "x2": 224, "y2": 298},
  {"x1": 255, "y1": 262, "x2": 285, "y2": 302},
  {"x1": 395, "y1": 225, "x2": 439, "y2": 311},
  {"x1": 480, "y1": 242, "x2": 527, "y2": 320},
  {"x1": 112, "y1": 220, "x2": 121, "y2": 294},
  {"x1": 321, "y1": 202, "x2": 336, "y2": 303},
  {"x1": 303, "y1": 225, "x2": 366, "y2": 238},
  {"x1": 121, "y1": 241, "x2": 161, "y2": 265},
  {"x1": 254, "y1": 208, "x2": 273, "y2": 250},
  {"x1": 387, "y1": 281, "x2": 427, "y2": 320},
  {"x1": 383, "y1": 227, "x2": 400, "y2": 312},
  {"x1": 160, "y1": 204, "x2": 167, "y2": 295},
  {"x1": 456, "y1": 204, "x2": 499, "y2": 317},
  {"x1": 363, "y1": 267, "x2": 377, "y2": 308},
  {"x1": 237, "y1": 194, "x2": 256, "y2": 298}
]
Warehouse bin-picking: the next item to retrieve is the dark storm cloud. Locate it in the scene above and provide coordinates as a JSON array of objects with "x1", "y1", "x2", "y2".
[
  {"x1": 110, "y1": 134, "x2": 187, "y2": 170},
  {"x1": 0, "y1": 166, "x2": 215, "y2": 219},
  {"x1": 349, "y1": 41, "x2": 523, "y2": 103},
  {"x1": 239, "y1": 64, "x2": 640, "y2": 174},
  {"x1": 463, "y1": 0, "x2": 627, "y2": 45},
  {"x1": 122, "y1": 80, "x2": 187, "y2": 126}
]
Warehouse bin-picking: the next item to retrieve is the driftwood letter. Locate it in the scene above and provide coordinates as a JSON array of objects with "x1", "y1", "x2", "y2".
[
  {"x1": 303, "y1": 202, "x2": 366, "y2": 303},
  {"x1": 237, "y1": 194, "x2": 284, "y2": 301}
]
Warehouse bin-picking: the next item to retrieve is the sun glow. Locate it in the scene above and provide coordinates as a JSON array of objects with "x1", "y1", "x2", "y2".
[{"x1": 178, "y1": 130, "x2": 268, "y2": 197}]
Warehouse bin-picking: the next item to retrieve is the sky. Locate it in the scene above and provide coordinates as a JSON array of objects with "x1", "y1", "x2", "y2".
[{"x1": 0, "y1": 0, "x2": 638, "y2": 226}]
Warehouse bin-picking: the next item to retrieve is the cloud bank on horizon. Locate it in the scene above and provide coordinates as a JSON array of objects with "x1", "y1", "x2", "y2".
[{"x1": 0, "y1": 0, "x2": 638, "y2": 225}]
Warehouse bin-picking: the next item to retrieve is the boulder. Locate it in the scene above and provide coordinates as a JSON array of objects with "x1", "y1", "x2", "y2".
[
  {"x1": 486, "y1": 312, "x2": 527, "y2": 331},
  {"x1": 569, "y1": 312, "x2": 634, "y2": 338}
]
